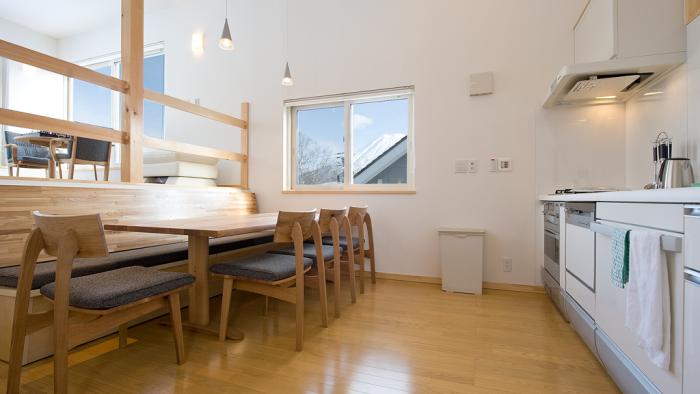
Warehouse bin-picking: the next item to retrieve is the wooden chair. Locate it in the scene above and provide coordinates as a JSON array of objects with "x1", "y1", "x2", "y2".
[
  {"x1": 53, "y1": 137, "x2": 112, "y2": 181},
  {"x1": 325, "y1": 206, "x2": 376, "y2": 295},
  {"x1": 6, "y1": 212, "x2": 194, "y2": 394},
  {"x1": 271, "y1": 208, "x2": 350, "y2": 317},
  {"x1": 3, "y1": 131, "x2": 52, "y2": 177},
  {"x1": 211, "y1": 210, "x2": 324, "y2": 351}
]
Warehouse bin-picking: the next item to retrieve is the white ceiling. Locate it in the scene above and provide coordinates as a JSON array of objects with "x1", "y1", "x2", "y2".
[{"x1": 0, "y1": 0, "x2": 175, "y2": 39}]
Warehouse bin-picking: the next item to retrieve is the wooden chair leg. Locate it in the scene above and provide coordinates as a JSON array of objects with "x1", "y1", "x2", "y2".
[
  {"x1": 93, "y1": 164, "x2": 98, "y2": 181},
  {"x1": 68, "y1": 163, "x2": 75, "y2": 179},
  {"x1": 334, "y1": 265, "x2": 341, "y2": 318},
  {"x1": 168, "y1": 293, "x2": 186, "y2": 365},
  {"x1": 118, "y1": 324, "x2": 128, "y2": 349},
  {"x1": 219, "y1": 277, "x2": 234, "y2": 342},
  {"x1": 104, "y1": 164, "x2": 110, "y2": 182},
  {"x1": 317, "y1": 262, "x2": 328, "y2": 328},
  {"x1": 53, "y1": 310, "x2": 70, "y2": 394},
  {"x1": 16, "y1": 166, "x2": 19, "y2": 177},
  {"x1": 347, "y1": 252, "x2": 357, "y2": 304},
  {"x1": 358, "y1": 248, "x2": 366, "y2": 295},
  {"x1": 369, "y1": 248, "x2": 376, "y2": 285},
  {"x1": 295, "y1": 277, "x2": 304, "y2": 351},
  {"x1": 7, "y1": 293, "x2": 29, "y2": 394},
  {"x1": 58, "y1": 163, "x2": 63, "y2": 179}
]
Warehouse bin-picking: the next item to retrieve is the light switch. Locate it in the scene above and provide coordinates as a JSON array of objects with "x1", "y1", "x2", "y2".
[
  {"x1": 455, "y1": 159, "x2": 478, "y2": 173},
  {"x1": 488, "y1": 158, "x2": 499, "y2": 172},
  {"x1": 498, "y1": 158, "x2": 513, "y2": 172}
]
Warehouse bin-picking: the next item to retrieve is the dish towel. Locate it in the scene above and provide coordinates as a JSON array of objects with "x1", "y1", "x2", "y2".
[
  {"x1": 625, "y1": 230, "x2": 671, "y2": 370},
  {"x1": 611, "y1": 228, "x2": 630, "y2": 288}
]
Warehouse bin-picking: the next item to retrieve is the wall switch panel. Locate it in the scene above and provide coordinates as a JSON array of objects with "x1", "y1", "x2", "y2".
[
  {"x1": 455, "y1": 160, "x2": 478, "y2": 174},
  {"x1": 503, "y1": 258, "x2": 513, "y2": 272},
  {"x1": 498, "y1": 158, "x2": 513, "y2": 172}
]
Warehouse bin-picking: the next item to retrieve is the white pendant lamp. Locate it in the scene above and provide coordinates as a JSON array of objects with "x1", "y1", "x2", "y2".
[
  {"x1": 219, "y1": 0, "x2": 234, "y2": 50},
  {"x1": 282, "y1": 0, "x2": 294, "y2": 86}
]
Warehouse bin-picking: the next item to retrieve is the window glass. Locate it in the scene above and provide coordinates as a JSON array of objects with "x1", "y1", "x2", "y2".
[
  {"x1": 72, "y1": 64, "x2": 112, "y2": 128},
  {"x1": 351, "y1": 98, "x2": 409, "y2": 184},
  {"x1": 295, "y1": 106, "x2": 345, "y2": 186},
  {"x1": 143, "y1": 54, "x2": 165, "y2": 138}
]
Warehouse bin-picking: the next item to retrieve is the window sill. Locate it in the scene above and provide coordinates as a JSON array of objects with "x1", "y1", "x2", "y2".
[{"x1": 282, "y1": 189, "x2": 416, "y2": 195}]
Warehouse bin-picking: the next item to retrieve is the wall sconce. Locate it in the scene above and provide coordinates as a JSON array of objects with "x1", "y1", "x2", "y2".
[{"x1": 191, "y1": 31, "x2": 205, "y2": 56}]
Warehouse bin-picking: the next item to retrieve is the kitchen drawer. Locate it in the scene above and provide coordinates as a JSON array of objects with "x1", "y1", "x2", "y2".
[
  {"x1": 565, "y1": 293, "x2": 597, "y2": 358},
  {"x1": 685, "y1": 207, "x2": 700, "y2": 272},
  {"x1": 565, "y1": 272, "x2": 596, "y2": 319},
  {"x1": 596, "y1": 203, "x2": 684, "y2": 233},
  {"x1": 565, "y1": 223, "x2": 595, "y2": 289}
]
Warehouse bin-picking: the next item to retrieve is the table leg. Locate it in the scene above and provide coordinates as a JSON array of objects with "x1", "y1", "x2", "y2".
[
  {"x1": 48, "y1": 157, "x2": 56, "y2": 179},
  {"x1": 180, "y1": 234, "x2": 244, "y2": 341}
]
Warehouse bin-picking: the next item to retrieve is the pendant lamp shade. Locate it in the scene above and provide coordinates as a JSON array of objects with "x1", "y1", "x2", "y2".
[
  {"x1": 219, "y1": 18, "x2": 234, "y2": 50},
  {"x1": 282, "y1": 62, "x2": 294, "y2": 86}
]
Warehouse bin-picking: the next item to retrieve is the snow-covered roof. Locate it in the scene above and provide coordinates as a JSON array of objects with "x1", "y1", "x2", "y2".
[{"x1": 353, "y1": 133, "x2": 406, "y2": 175}]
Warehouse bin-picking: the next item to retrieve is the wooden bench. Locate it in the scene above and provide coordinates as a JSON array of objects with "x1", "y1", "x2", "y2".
[{"x1": 0, "y1": 180, "x2": 271, "y2": 364}]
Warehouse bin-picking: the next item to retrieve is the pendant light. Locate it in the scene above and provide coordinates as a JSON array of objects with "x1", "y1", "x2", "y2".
[
  {"x1": 281, "y1": 0, "x2": 294, "y2": 86},
  {"x1": 218, "y1": 0, "x2": 234, "y2": 51}
]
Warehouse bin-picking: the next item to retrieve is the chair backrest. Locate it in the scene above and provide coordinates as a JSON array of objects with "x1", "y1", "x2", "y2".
[
  {"x1": 32, "y1": 212, "x2": 109, "y2": 258},
  {"x1": 4, "y1": 131, "x2": 50, "y2": 161},
  {"x1": 273, "y1": 210, "x2": 317, "y2": 243},
  {"x1": 348, "y1": 206, "x2": 368, "y2": 227},
  {"x1": 69, "y1": 137, "x2": 111, "y2": 163},
  {"x1": 318, "y1": 208, "x2": 347, "y2": 235}
]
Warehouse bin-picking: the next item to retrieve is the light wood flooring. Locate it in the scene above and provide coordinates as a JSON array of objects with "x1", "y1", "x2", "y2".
[{"x1": 1, "y1": 279, "x2": 619, "y2": 393}]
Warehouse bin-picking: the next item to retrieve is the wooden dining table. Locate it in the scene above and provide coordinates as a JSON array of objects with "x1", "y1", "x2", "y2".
[{"x1": 104, "y1": 212, "x2": 278, "y2": 340}]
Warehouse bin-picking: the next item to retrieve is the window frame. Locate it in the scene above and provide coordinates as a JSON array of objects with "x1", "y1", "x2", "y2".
[{"x1": 284, "y1": 87, "x2": 415, "y2": 194}]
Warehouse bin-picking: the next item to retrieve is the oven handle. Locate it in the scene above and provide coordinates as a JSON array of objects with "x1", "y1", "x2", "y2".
[
  {"x1": 590, "y1": 222, "x2": 682, "y2": 253},
  {"x1": 686, "y1": 268, "x2": 700, "y2": 287}
]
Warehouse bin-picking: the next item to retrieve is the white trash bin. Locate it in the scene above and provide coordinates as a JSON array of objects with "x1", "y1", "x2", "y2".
[{"x1": 438, "y1": 228, "x2": 485, "y2": 295}]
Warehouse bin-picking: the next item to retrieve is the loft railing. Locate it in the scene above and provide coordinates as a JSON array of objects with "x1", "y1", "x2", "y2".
[{"x1": 0, "y1": 0, "x2": 250, "y2": 188}]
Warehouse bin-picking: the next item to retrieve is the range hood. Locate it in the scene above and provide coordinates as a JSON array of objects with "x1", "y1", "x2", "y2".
[{"x1": 543, "y1": 52, "x2": 686, "y2": 108}]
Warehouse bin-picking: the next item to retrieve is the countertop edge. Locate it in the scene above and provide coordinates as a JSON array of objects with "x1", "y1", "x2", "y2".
[{"x1": 539, "y1": 188, "x2": 700, "y2": 204}]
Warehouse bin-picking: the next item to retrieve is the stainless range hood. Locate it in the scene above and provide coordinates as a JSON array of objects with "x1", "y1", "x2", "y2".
[{"x1": 543, "y1": 52, "x2": 686, "y2": 108}]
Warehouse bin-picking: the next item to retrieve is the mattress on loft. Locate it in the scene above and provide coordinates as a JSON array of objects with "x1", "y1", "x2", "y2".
[
  {"x1": 143, "y1": 149, "x2": 220, "y2": 165},
  {"x1": 143, "y1": 161, "x2": 218, "y2": 179}
]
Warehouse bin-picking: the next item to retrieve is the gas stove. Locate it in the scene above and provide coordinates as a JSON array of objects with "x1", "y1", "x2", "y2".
[{"x1": 554, "y1": 188, "x2": 619, "y2": 195}]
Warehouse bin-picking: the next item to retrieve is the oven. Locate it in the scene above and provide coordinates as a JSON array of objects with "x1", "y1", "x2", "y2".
[{"x1": 543, "y1": 202, "x2": 566, "y2": 319}]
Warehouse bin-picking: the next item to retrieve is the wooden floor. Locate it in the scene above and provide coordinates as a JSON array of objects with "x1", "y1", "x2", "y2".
[{"x1": 1, "y1": 279, "x2": 619, "y2": 393}]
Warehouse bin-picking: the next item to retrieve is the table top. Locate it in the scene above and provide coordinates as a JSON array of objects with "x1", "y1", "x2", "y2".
[
  {"x1": 103, "y1": 212, "x2": 279, "y2": 238},
  {"x1": 14, "y1": 135, "x2": 68, "y2": 148}
]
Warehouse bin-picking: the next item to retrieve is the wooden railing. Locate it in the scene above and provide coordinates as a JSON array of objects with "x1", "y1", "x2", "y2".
[{"x1": 0, "y1": 0, "x2": 250, "y2": 188}]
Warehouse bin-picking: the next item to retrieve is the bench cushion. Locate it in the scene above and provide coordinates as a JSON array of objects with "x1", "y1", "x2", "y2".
[
  {"x1": 270, "y1": 244, "x2": 335, "y2": 261},
  {"x1": 210, "y1": 253, "x2": 312, "y2": 282},
  {"x1": 322, "y1": 236, "x2": 360, "y2": 251},
  {"x1": 40, "y1": 266, "x2": 194, "y2": 310},
  {"x1": 0, "y1": 233, "x2": 274, "y2": 290}
]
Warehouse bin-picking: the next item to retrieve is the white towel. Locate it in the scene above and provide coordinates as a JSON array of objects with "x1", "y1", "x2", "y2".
[{"x1": 625, "y1": 230, "x2": 671, "y2": 370}]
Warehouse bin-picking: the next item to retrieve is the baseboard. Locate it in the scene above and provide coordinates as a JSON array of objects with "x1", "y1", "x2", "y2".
[{"x1": 375, "y1": 272, "x2": 545, "y2": 294}]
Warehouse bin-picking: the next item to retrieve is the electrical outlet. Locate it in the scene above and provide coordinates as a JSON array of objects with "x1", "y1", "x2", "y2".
[{"x1": 503, "y1": 258, "x2": 513, "y2": 272}]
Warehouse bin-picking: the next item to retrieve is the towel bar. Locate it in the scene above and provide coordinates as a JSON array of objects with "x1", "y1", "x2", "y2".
[{"x1": 590, "y1": 222, "x2": 683, "y2": 253}]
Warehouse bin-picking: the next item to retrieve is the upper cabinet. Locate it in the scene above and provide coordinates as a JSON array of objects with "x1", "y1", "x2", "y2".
[
  {"x1": 689, "y1": 0, "x2": 700, "y2": 24},
  {"x1": 574, "y1": 0, "x2": 686, "y2": 64}
]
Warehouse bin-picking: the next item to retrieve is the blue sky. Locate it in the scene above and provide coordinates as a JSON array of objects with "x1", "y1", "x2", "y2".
[{"x1": 297, "y1": 98, "x2": 409, "y2": 157}]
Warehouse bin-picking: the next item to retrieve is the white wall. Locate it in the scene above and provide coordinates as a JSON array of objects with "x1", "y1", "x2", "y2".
[{"x1": 57, "y1": 0, "x2": 589, "y2": 285}]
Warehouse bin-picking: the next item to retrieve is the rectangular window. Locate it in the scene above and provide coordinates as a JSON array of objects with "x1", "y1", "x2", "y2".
[{"x1": 285, "y1": 87, "x2": 414, "y2": 192}]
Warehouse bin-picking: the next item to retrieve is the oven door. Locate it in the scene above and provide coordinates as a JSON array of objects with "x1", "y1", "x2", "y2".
[{"x1": 544, "y1": 228, "x2": 560, "y2": 282}]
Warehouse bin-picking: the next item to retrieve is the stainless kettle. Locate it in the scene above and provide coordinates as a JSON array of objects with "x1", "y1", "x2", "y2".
[{"x1": 657, "y1": 158, "x2": 695, "y2": 188}]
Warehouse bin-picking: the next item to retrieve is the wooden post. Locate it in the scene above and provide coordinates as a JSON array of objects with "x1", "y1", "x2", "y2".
[
  {"x1": 689, "y1": 0, "x2": 700, "y2": 24},
  {"x1": 120, "y1": 0, "x2": 145, "y2": 183},
  {"x1": 240, "y1": 102, "x2": 250, "y2": 189}
]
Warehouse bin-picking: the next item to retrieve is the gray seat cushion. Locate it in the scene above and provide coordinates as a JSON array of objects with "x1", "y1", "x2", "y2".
[
  {"x1": 40, "y1": 266, "x2": 194, "y2": 310},
  {"x1": 16, "y1": 155, "x2": 49, "y2": 165},
  {"x1": 270, "y1": 244, "x2": 335, "y2": 261},
  {"x1": 210, "y1": 253, "x2": 312, "y2": 282},
  {"x1": 0, "y1": 233, "x2": 274, "y2": 290},
  {"x1": 322, "y1": 236, "x2": 360, "y2": 251}
]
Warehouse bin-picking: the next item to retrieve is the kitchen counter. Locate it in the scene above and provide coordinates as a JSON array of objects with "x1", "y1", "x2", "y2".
[{"x1": 539, "y1": 187, "x2": 700, "y2": 203}]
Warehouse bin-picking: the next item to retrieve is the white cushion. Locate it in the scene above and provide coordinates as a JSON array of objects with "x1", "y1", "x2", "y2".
[
  {"x1": 143, "y1": 148, "x2": 220, "y2": 165},
  {"x1": 143, "y1": 161, "x2": 218, "y2": 179}
]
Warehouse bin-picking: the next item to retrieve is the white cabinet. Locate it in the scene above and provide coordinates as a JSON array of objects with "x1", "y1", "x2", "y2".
[
  {"x1": 594, "y1": 203, "x2": 684, "y2": 394},
  {"x1": 573, "y1": 0, "x2": 686, "y2": 64},
  {"x1": 684, "y1": 271, "x2": 700, "y2": 394},
  {"x1": 439, "y1": 228, "x2": 484, "y2": 295}
]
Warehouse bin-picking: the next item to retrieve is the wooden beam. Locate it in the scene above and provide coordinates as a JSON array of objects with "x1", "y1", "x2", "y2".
[
  {"x1": 143, "y1": 90, "x2": 248, "y2": 129},
  {"x1": 0, "y1": 108, "x2": 124, "y2": 143},
  {"x1": 688, "y1": 0, "x2": 700, "y2": 24},
  {"x1": 0, "y1": 40, "x2": 128, "y2": 93},
  {"x1": 143, "y1": 136, "x2": 246, "y2": 162},
  {"x1": 240, "y1": 102, "x2": 250, "y2": 188},
  {"x1": 120, "y1": 0, "x2": 145, "y2": 183}
]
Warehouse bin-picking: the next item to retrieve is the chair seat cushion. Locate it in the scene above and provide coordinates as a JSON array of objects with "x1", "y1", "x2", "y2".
[
  {"x1": 210, "y1": 253, "x2": 312, "y2": 282},
  {"x1": 40, "y1": 266, "x2": 194, "y2": 310},
  {"x1": 322, "y1": 236, "x2": 360, "y2": 251},
  {"x1": 270, "y1": 244, "x2": 336, "y2": 261},
  {"x1": 16, "y1": 155, "x2": 49, "y2": 165}
]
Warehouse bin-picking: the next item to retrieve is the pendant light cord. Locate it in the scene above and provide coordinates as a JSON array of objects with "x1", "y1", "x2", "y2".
[
  {"x1": 226, "y1": 0, "x2": 228, "y2": 19},
  {"x1": 285, "y1": 0, "x2": 289, "y2": 57}
]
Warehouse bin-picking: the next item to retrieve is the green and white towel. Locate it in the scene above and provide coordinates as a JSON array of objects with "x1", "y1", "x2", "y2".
[{"x1": 611, "y1": 228, "x2": 630, "y2": 288}]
